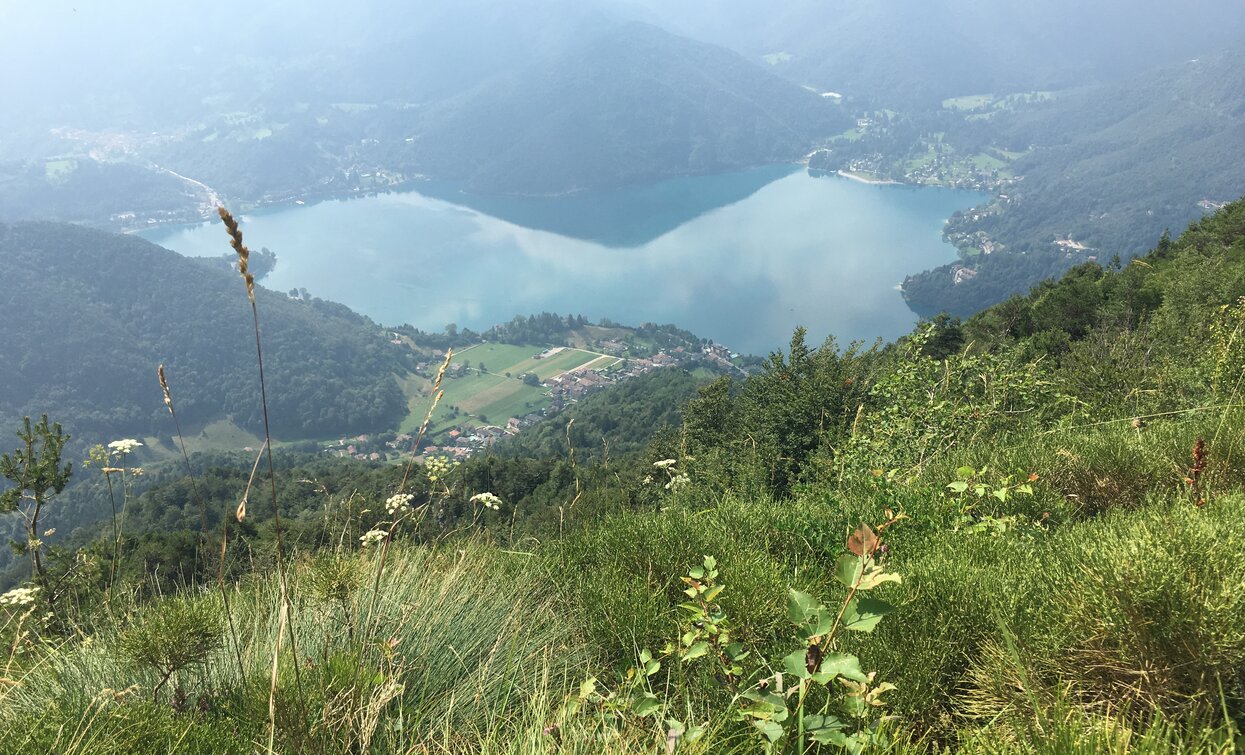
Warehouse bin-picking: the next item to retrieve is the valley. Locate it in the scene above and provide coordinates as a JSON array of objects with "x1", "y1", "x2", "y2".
[{"x1": 1, "y1": 3, "x2": 1244, "y2": 751}]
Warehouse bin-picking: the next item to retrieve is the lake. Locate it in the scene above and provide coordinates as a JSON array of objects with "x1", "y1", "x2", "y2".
[{"x1": 145, "y1": 166, "x2": 984, "y2": 355}]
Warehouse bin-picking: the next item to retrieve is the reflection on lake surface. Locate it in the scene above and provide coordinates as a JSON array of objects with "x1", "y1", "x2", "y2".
[{"x1": 145, "y1": 167, "x2": 984, "y2": 355}]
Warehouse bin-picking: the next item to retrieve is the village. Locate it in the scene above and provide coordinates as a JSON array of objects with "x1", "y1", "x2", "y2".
[{"x1": 323, "y1": 339, "x2": 743, "y2": 463}]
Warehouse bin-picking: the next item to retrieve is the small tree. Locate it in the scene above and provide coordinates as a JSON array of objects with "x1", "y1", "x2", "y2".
[
  {"x1": 1, "y1": 415, "x2": 72, "y2": 588},
  {"x1": 120, "y1": 596, "x2": 224, "y2": 703}
]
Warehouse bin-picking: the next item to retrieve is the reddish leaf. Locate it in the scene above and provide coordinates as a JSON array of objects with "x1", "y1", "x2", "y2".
[{"x1": 847, "y1": 524, "x2": 878, "y2": 557}]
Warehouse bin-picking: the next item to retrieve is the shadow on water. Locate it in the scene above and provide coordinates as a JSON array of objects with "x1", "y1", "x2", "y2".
[{"x1": 412, "y1": 163, "x2": 798, "y2": 247}]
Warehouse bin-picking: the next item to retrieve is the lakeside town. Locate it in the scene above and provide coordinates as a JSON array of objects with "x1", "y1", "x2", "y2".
[{"x1": 322, "y1": 338, "x2": 744, "y2": 463}]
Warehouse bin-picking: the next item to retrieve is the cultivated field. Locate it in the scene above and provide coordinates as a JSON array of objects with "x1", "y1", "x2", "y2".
[{"x1": 406, "y1": 343, "x2": 622, "y2": 437}]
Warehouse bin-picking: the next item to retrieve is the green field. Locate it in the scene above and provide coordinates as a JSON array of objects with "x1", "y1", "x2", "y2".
[
  {"x1": 508, "y1": 348, "x2": 612, "y2": 381},
  {"x1": 454, "y1": 343, "x2": 541, "y2": 374},
  {"x1": 942, "y1": 93, "x2": 994, "y2": 110},
  {"x1": 971, "y1": 153, "x2": 1008, "y2": 171},
  {"x1": 401, "y1": 344, "x2": 621, "y2": 438},
  {"x1": 44, "y1": 158, "x2": 76, "y2": 180},
  {"x1": 142, "y1": 418, "x2": 263, "y2": 457}
]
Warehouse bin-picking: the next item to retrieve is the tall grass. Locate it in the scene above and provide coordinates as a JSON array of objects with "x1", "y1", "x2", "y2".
[{"x1": 0, "y1": 542, "x2": 588, "y2": 752}]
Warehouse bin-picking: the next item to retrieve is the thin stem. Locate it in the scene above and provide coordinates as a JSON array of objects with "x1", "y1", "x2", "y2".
[
  {"x1": 217, "y1": 517, "x2": 246, "y2": 680},
  {"x1": 104, "y1": 471, "x2": 119, "y2": 592},
  {"x1": 250, "y1": 287, "x2": 305, "y2": 701}
]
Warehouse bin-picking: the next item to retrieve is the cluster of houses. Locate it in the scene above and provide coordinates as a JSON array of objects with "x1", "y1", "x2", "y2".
[
  {"x1": 325, "y1": 432, "x2": 415, "y2": 462},
  {"x1": 422, "y1": 424, "x2": 514, "y2": 458},
  {"x1": 325, "y1": 341, "x2": 745, "y2": 462}
]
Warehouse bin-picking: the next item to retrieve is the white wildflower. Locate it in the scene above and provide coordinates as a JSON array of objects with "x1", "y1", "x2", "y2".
[
  {"x1": 0, "y1": 586, "x2": 39, "y2": 607},
  {"x1": 469, "y1": 492, "x2": 503, "y2": 511},
  {"x1": 359, "y1": 529, "x2": 387, "y2": 548},
  {"x1": 664, "y1": 473, "x2": 690, "y2": 491},
  {"x1": 385, "y1": 493, "x2": 415, "y2": 514},
  {"x1": 643, "y1": 475, "x2": 654, "y2": 485},
  {"x1": 107, "y1": 439, "x2": 143, "y2": 455},
  {"x1": 652, "y1": 459, "x2": 678, "y2": 469}
]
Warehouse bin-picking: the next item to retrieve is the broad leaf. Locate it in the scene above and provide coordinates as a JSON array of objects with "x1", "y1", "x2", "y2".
[
  {"x1": 631, "y1": 691, "x2": 660, "y2": 717},
  {"x1": 782, "y1": 649, "x2": 810, "y2": 679},
  {"x1": 787, "y1": 588, "x2": 817, "y2": 623},
  {"x1": 753, "y1": 719, "x2": 784, "y2": 743},
  {"x1": 846, "y1": 523, "x2": 878, "y2": 557},
  {"x1": 856, "y1": 560, "x2": 902, "y2": 591},
  {"x1": 841, "y1": 596, "x2": 895, "y2": 633},
  {"x1": 682, "y1": 641, "x2": 709, "y2": 662},
  {"x1": 812, "y1": 652, "x2": 869, "y2": 684},
  {"x1": 835, "y1": 554, "x2": 864, "y2": 588},
  {"x1": 578, "y1": 676, "x2": 597, "y2": 699}
]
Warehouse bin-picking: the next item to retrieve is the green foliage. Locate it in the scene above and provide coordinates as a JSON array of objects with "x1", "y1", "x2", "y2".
[
  {"x1": 1, "y1": 415, "x2": 72, "y2": 588},
  {"x1": 500, "y1": 368, "x2": 709, "y2": 462},
  {"x1": 0, "y1": 222, "x2": 412, "y2": 440},
  {"x1": 837, "y1": 324, "x2": 1061, "y2": 476},
  {"x1": 118, "y1": 596, "x2": 224, "y2": 703}
]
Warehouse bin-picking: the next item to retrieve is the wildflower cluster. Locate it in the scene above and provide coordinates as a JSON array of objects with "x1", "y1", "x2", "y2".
[
  {"x1": 646, "y1": 458, "x2": 690, "y2": 490},
  {"x1": 0, "y1": 586, "x2": 39, "y2": 607},
  {"x1": 385, "y1": 493, "x2": 415, "y2": 515},
  {"x1": 424, "y1": 455, "x2": 460, "y2": 484},
  {"x1": 470, "y1": 492, "x2": 503, "y2": 511},
  {"x1": 359, "y1": 529, "x2": 387, "y2": 548},
  {"x1": 107, "y1": 439, "x2": 143, "y2": 456}
]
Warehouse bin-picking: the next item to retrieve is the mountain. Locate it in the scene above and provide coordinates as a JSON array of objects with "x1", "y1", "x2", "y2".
[
  {"x1": 624, "y1": 0, "x2": 1245, "y2": 106},
  {"x1": 3, "y1": 4, "x2": 842, "y2": 206},
  {"x1": 402, "y1": 22, "x2": 846, "y2": 194},
  {"x1": 902, "y1": 51, "x2": 1245, "y2": 316},
  {"x1": 0, "y1": 222, "x2": 411, "y2": 441}
]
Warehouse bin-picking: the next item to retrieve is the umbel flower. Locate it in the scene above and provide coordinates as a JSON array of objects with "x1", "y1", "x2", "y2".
[
  {"x1": 385, "y1": 493, "x2": 415, "y2": 515},
  {"x1": 108, "y1": 439, "x2": 143, "y2": 455},
  {"x1": 359, "y1": 529, "x2": 387, "y2": 548},
  {"x1": 425, "y1": 455, "x2": 460, "y2": 483},
  {"x1": 470, "y1": 492, "x2": 503, "y2": 511},
  {"x1": 665, "y1": 473, "x2": 690, "y2": 491},
  {"x1": 0, "y1": 586, "x2": 40, "y2": 607}
]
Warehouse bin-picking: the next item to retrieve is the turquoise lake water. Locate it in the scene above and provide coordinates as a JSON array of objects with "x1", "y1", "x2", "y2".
[{"x1": 145, "y1": 166, "x2": 984, "y2": 355}]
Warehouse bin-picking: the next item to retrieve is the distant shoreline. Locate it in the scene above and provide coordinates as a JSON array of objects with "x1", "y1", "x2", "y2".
[{"x1": 836, "y1": 169, "x2": 902, "y2": 186}]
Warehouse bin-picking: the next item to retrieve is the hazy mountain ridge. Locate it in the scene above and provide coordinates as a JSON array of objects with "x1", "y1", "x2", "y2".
[
  {"x1": 404, "y1": 22, "x2": 846, "y2": 194},
  {"x1": 625, "y1": 0, "x2": 1245, "y2": 105}
]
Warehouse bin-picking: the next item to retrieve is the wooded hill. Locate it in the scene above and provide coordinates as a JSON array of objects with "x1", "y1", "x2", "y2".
[
  {"x1": 0, "y1": 222, "x2": 411, "y2": 441},
  {"x1": 902, "y1": 51, "x2": 1245, "y2": 316}
]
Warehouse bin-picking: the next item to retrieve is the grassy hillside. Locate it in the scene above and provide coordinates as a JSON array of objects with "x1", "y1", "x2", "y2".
[{"x1": 3, "y1": 203, "x2": 1245, "y2": 751}]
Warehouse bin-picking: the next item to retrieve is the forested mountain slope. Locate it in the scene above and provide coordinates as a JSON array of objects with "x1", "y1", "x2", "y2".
[
  {"x1": 0, "y1": 222, "x2": 411, "y2": 440},
  {"x1": 405, "y1": 22, "x2": 846, "y2": 194},
  {"x1": 902, "y1": 52, "x2": 1245, "y2": 316}
]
